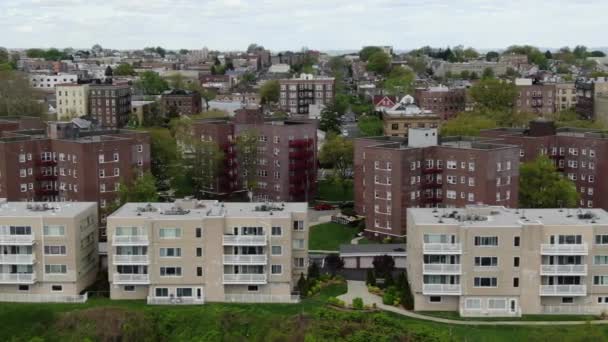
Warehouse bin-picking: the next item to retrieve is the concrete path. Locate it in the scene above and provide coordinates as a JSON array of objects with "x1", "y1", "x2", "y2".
[
  {"x1": 337, "y1": 281, "x2": 608, "y2": 326},
  {"x1": 351, "y1": 236, "x2": 364, "y2": 244},
  {"x1": 308, "y1": 209, "x2": 339, "y2": 226}
]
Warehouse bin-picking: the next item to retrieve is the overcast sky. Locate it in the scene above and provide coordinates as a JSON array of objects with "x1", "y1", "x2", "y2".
[{"x1": 2, "y1": 0, "x2": 606, "y2": 52}]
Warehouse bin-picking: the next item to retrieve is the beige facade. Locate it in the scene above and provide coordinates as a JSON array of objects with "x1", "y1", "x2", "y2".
[
  {"x1": 555, "y1": 83, "x2": 577, "y2": 111},
  {"x1": 407, "y1": 205, "x2": 608, "y2": 317},
  {"x1": 56, "y1": 84, "x2": 90, "y2": 120},
  {"x1": 107, "y1": 199, "x2": 308, "y2": 304},
  {"x1": 0, "y1": 201, "x2": 98, "y2": 302}
]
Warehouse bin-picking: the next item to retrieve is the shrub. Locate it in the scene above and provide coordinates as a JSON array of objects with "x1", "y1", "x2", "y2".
[
  {"x1": 333, "y1": 274, "x2": 345, "y2": 282},
  {"x1": 372, "y1": 303, "x2": 377, "y2": 309},
  {"x1": 382, "y1": 292, "x2": 395, "y2": 305},
  {"x1": 352, "y1": 297, "x2": 364, "y2": 310},
  {"x1": 367, "y1": 285, "x2": 382, "y2": 295},
  {"x1": 327, "y1": 297, "x2": 345, "y2": 307},
  {"x1": 601, "y1": 310, "x2": 608, "y2": 320},
  {"x1": 366, "y1": 269, "x2": 376, "y2": 286}
]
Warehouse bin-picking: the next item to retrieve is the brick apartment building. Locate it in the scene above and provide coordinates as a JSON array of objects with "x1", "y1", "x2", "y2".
[
  {"x1": 160, "y1": 89, "x2": 202, "y2": 116},
  {"x1": 382, "y1": 95, "x2": 440, "y2": 137},
  {"x1": 414, "y1": 86, "x2": 466, "y2": 120},
  {"x1": 575, "y1": 77, "x2": 608, "y2": 121},
  {"x1": 0, "y1": 118, "x2": 150, "y2": 239},
  {"x1": 354, "y1": 128, "x2": 520, "y2": 238},
  {"x1": 480, "y1": 119, "x2": 608, "y2": 210},
  {"x1": 190, "y1": 107, "x2": 317, "y2": 202},
  {"x1": 279, "y1": 74, "x2": 335, "y2": 115},
  {"x1": 89, "y1": 84, "x2": 132, "y2": 128},
  {"x1": 514, "y1": 79, "x2": 556, "y2": 115}
]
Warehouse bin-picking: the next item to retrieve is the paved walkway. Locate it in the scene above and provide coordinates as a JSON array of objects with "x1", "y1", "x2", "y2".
[
  {"x1": 337, "y1": 281, "x2": 608, "y2": 326},
  {"x1": 351, "y1": 236, "x2": 364, "y2": 244}
]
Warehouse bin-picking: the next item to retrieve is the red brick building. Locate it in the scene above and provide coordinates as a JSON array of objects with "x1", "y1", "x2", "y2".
[
  {"x1": 514, "y1": 79, "x2": 556, "y2": 115},
  {"x1": 89, "y1": 84, "x2": 132, "y2": 128},
  {"x1": 414, "y1": 86, "x2": 466, "y2": 120},
  {"x1": 161, "y1": 89, "x2": 202, "y2": 116},
  {"x1": 354, "y1": 128, "x2": 520, "y2": 237}
]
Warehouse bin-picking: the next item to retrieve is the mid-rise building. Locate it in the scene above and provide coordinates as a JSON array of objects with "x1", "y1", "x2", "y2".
[
  {"x1": 107, "y1": 199, "x2": 308, "y2": 304},
  {"x1": 407, "y1": 205, "x2": 608, "y2": 317},
  {"x1": 56, "y1": 84, "x2": 90, "y2": 120},
  {"x1": 554, "y1": 82, "x2": 578, "y2": 111},
  {"x1": 381, "y1": 95, "x2": 440, "y2": 137},
  {"x1": 576, "y1": 78, "x2": 608, "y2": 122},
  {"x1": 89, "y1": 84, "x2": 132, "y2": 128},
  {"x1": 160, "y1": 89, "x2": 202, "y2": 116},
  {"x1": 434, "y1": 61, "x2": 508, "y2": 78},
  {"x1": 414, "y1": 86, "x2": 466, "y2": 121},
  {"x1": 0, "y1": 201, "x2": 98, "y2": 303},
  {"x1": 279, "y1": 74, "x2": 335, "y2": 115},
  {"x1": 514, "y1": 79, "x2": 556, "y2": 115},
  {"x1": 29, "y1": 73, "x2": 78, "y2": 90},
  {"x1": 354, "y1": 128, "x2": 519, "y2": 238}
]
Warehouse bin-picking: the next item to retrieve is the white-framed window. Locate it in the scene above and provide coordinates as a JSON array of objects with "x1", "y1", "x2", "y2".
[
  {"x1": 468, "y1": 193, "x2": 475, "y2": 202},
  {"x1": 44, "y1": 245, "x2": 67, "y2": 255},
  {"x1": 20, "y1": 184, "x2": 27, "y2": 192},
  {"x1": 594, "y1": 256, "x2": 608, "y2": 265},
  {"x1": 44, "y1": 225, "x2": 65, "y2": 236},
  {"x1": 473, "y1": 277, "x2": 497, "y2": 287},
  {"x1": 45, "y1": 264, "x2": 67, "y2": 274},
  {"x1": 474, "y1": 236, "x2": 498, "y2": 246},
  {"x1": 159, "y1": 228, "x2": 181, "y2": 239},
  {"x1": 51, "y1": 285, "x2": 63, "y2": 292},
  {"x1": 447, "y1": 160, "x2": 457, "y2": 169},
  {"x1": 293, "y1": 220, "x2": 304, "y2": 231},
  {"x1": 271, "y1": 245, "x2": 282, "y2": 255},
  {"x1": 271, "y1": 226, "x2": 282, "y2": 236},
  {"x1": 159, "y1": 248, "x2": 182, "y2": 257},
  {"x1": 446, "y1": 190, "x2": 456, "y2": 199},
  {"x1": 474, "y1": 257, "x2": 498, "y2": 267},
  {"x1": 160, "y1": 267, "x2": 182, "y2": 277},
  {"x1": 293, "y1": 239, "x2": 305, "y2": 249},
  {"x1": 271, "y1": 264, "x2": 282, "y2": 274},
  {"x1": 294, "y1": 257, "x2": 305, "y2": 268}
]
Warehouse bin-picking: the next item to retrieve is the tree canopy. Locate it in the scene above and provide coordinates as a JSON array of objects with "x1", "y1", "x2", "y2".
[
  {"x1": 504, "y1": 45, "x2": 549, "y2": 69},
  {"x1": 118, "y1": 172, "x2": 159, "y2": 204},
  {"x1": 357, "y1": 115, "x2": 383, "y2": 136},
  {"x1": 319, "y1": 133, "x2": 353, "y2": 179},
  {"x1": 260, "y1": 80, "x2": 280, "y2": 104},
  {"x1": 519, "y1": 156, "x2": 579, "y2": 208},
  {"x1": 135, "y1": 71, "x2": 169, "y2": 95},
  {"x1": 469, "y1": 78, "x2": 518, "y2": 111},
  {"x1": 440, "y1": 112, "x2": 498, "y2": 136},
  {"x1": 383, "y1": 67, "x2": 415, "y2": 96},
  {"x1": 114, "y1": 63, "x2": 137, "y2": 76},
  {"x1": 359, "y1": 46, "x2": 384, "y2": 61},
  {"x1": 0, "y1": 71, "x2": 46, "y2": 117},
  {"x1": 366, "y1": 51, "x2": 391, "y2": 75},
  {"x1": 26, "y1": 48, "x2": 68, "y2": 61}
]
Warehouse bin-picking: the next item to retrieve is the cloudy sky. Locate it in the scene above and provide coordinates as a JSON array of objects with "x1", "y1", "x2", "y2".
[{"x1": 2, "y1": 0, "x2": 606, "y2": 51}]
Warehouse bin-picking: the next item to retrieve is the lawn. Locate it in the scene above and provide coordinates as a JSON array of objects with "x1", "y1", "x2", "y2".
[
  {"x1": 317, "y1": 179, "x2": 354, "y2": 202},
  {"x1": 417, "y1": 310, "x2": 599, "y2": 322},
  {"x1": 309, "y1": 222, "x2": 359, "y2": 251}
]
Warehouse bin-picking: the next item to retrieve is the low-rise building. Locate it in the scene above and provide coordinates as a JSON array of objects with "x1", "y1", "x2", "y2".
[
  {"x1": 107, "y1": 200, "x2": 308, "y2": 304},
  {"x1": 0, "y1": 201, "x2": 98, "y2": 303},
  {"x1": 89, "y1": 84, "x2": 132, "y2": 128},
  {"x1": 161, "y1": 89, "x2": 202, "y2": 116},
  {"x1": 576, "y1": 78, "x2": 608, "y2": 122},
  {"x1": 56, "y1": 84, "x2": 90, "y2": 120},
  {"x1": 554, "y1": 82, "x2": 578, "y2": 111},
  {"x1": 414, "y1": 86, "x2": 466, "y2": 121},
  {"x1": 29, "y1": 73, "x2": 78, "y2": 90},
  {"x1": 382, "y1": 95, "x2": 440, "y2": 137},
  {"x1": 407, "y1": 205, "x2": 608, "y2": 317}
]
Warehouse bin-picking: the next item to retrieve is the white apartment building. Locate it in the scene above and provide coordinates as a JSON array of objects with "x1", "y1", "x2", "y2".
[
  {"x1": 56, "y1": 84, "x2": 90, "y2": 120},
  {"x1": 29, "y1": 73, "x2": 79, "y2": 90},
  {"x1": 407, "y1": 205, "x2": 608, "y2": 317},
  {"x1": 107, "y1": 199, "x2": 308, "y2": 304},
  {"x1": 0, "y1": 201, "x2": 98, "y2": 303}
]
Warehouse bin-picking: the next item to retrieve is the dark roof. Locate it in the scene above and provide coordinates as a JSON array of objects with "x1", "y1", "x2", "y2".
[{"x1": 339, "y1": 243, "x2": 406, "y2": 255}]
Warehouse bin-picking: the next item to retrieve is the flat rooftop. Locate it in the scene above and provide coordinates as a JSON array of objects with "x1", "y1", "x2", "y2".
[
  {"x1": 109, "y1": 201, "x2": 308, "y2": 220},
  {"x1": 0, "y1": 201, "x2": 97, "y2": 218},
  {"x1": 408, "y1": 206, "x2": 608, "y2": 227},
  {"x1": 340, "y1": 243, "x2": 406, "y2": 255}
]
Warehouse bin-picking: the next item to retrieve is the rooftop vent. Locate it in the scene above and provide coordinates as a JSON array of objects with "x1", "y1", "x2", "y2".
[
  {"x1": 578, "y1": 211, "x2": 596, "y2": 220},
  {"x1": 254, "y1": 204, "x2": 284, "y2": 212},
  {"x1": 26, "y1": 203, "x2": 54, "y2": 212},
  {"x1": 137, "y1": 203, "x2": 157, "y2": 213},
  {"x1": 161, "y1": 206, "x2": 191, "y2": 215},
  {"x1": 457, "y1": 214, "x2": 488, "y2": 222}
]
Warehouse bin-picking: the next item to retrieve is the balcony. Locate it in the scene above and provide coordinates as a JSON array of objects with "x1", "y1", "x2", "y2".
[
  {"x1": 423, "y1": 243, "x2": 462, "y2": 254},
  {"x1": 421, "y1": 181, "x2": 442, "y2": 189},
  {"x1": 422, "y1": 167, "x2": 443, "y2": 174},
  {"x1": 422, "y1": 263, "x2": 462, "y2": 275},
  {"x1": 422, "y1": 284, "x2": 462, "y2": 295},
  {"x1": 0, "y1": 254, "x2": 35, "y2": 264},
  {"x1": 147, "y1": 296, "x2": 204, "y2": 305},
  {"x1": 0, "y1": 292, "x2": 88, "y2": 303},
  {"x1": 289, "y1": 139, "x2": 313, "y2": 148},
  {"x1": 540, "y1": 264, "x2": 587, "y2": 276},
  {"x1": 0, "y1": 234, "x2": 35, "y2": 245},
  {"x1": 223, "y1": 254, "x2": 268, "y2": 265},
  {"x1": 113, "y1": 273, "x2": 150, "y2": 284},
  {"x1": 539, "y1": 285, "x2": 586, "y2": 296},
  {"x1": 540, "y1": 243, "x2": 588, "y2": 255},
  {"x1": 37, "y1": 160, "x2": 57, "y2": 166},
  {"x1": 35, "y1": 189, "x2": 58, "y2": 196},
  {"x1": 113, "y1": 254, "x2": 150, "y2": 265},
  {"x1": 223, "y1": 273, "x2": 267, "y2": 284},
  {"x1": 224, "y1": 294, "x2": 300, "y2": 303},
  {"x1": 35, "y1": 174, "x2": 57, "y2": 181},
  {"x1": 112, "y1": 235, "x2": 149, "y2": 246},
  {"x1": 0, "y1": 273, "x2": 36, "y2": 284},
  {"x1": 222, "y1": 235, "x2": 267, "y2": 246}
]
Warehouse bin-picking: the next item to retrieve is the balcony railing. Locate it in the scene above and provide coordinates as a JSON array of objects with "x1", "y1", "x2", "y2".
[
  {"x1": 422, "y1": 243, "x2": 462, "y2": 254},
  {"x1": 0, "y1": 254, "x2": 35, "y2": 264},
  {"x1": 113, "y1": 273, "x2": 150, "y2": 284},
  {"x1": 224, "y1": 294, "x2": 300, "y2": 303},
  {"x1": 113, "y1": 254, "x2": 150, "y2": 265},
  {"x1": 540, "y1": 264, "x2": 587, "y2": 276},
  {"x1": 539, "y1": 285, "x2": 586, "y2": 296},
  {"x1": 0, "y1": 234, "x2": 35, "y2": 245},
  {"x1": 112, "y1": 235, "x2": 149, "y2": 246},
  {"x1": 0, "y1": 273, "x2": 36, "y2": 284},
  {"x1": 422, "y1": 264, "x2": 462, "y2": 275},
  {"x1": 0, "y1": 292, "x2": 87, "y2": 303},
  {"x1": 422, "y1": 284, "x2": 462, "y2": 295},
  {"x1": 223, "y1": 255, "x2": 268, "y2": 265},
  {"x1": 541, "y1": 305, "x2": 601, "y2": 315},
  {"x1": 222, "y1": 235, "x2": 267, "y2": 246},
  {"x1": 540, "y1": 243, "x2": 588, "y2": 255},
  {"x1": 147, "y1": 296, "x2": 204, "y2": 305},
  {"x1": 223, "y1": 273, "x2": 267, "y2": 284}
]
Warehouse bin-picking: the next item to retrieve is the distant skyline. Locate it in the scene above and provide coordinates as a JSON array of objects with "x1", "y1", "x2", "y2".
[{"x1": 2, "y1": 0, "x2": 606, "y2": 51}]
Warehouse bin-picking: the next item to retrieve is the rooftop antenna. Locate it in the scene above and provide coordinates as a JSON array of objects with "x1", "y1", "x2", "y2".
[{"x1": 520, "y1": 209, "x2": 526, "y2": 220}]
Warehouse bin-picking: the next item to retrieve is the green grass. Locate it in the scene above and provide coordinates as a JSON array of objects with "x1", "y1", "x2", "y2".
[
  {"x1": 417, "y1": 311, "x2": 599, "y2": 322},
  {"x1": 317, "y1": 179, "x2": 354, "y2": 202},
  {"x1": 309, "y1": 222, "x2": 359, "y2": 251}
]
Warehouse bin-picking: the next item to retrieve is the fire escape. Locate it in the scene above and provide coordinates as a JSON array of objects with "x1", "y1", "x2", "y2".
[{"x1": 288, "y1": 138, "x2": 315, "y2": 201}]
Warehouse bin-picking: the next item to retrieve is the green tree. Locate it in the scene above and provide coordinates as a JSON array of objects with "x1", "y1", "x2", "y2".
[
  {"x1": 462, "y1": 47, "x2": 479, "y2": 60},
  {"x1": 118, "y1": 172, "x2": 159, "y2": 204},
  {"x1": 135, "y1": 71, "x2": 169, "y2": 95},
  {"x1": 26, "y1": 48, "x2": 45, "y2": 58},
  {"x1": 145, "y1": 128, "x2": 179, "y2": 191},
  {"x1": 324, "y1": 254, "x2": 344, "y2": 276},
  {"x1": 366, "y1": 269, "x2": 376, "y2": 286},
  {"x1": 359, "y1": 46, "x2": 383, "y2": 61},
  {"x1": 0, "y1": 48, "x2": 9, "y2": 64},
  {"x1": 405, "y1": 56, "x2": 427, "y2": 74},
  {"x1": 441, "y1": 112, "x2": 498, "y2": 136},
  {"x1": 357, "y1": 115, "x2": 383, "y2": 136},
  {"x1": 482, "y1": 67, "x2": 495, "y2": 79},
  {"x1": 113, "y1": 63, "x2": 136, "y2": 76},
  {"x1": 460, "y1": 70, "x2": 470, "y2": 79},
  {"x1": 235, "y1": 130, "x2": 259, "y2": 194},
  {"x1": 544, "y1": 50, "x2": 553, "y2": 60},
  {"x1": 505, "y1": 45, "x2": 548, "y2": 69},
  {"x1": 519, "y1": 156, "x2": 579, "y2": 208},
  {"x1": 470, "y1": 78, "x2": 518, "y2": 111},
  {"x1": 319, "y1": 134, "x2": 353, "y2": 179},
  {"x1": 398, "y1": 272, "x2": 414, "y2": 310},
  {"x1": 0, "y1": 71, "x2": 45, "y2": 117},
  {"x1": 366, "y1": 51, "x2": 391, "y2": 75},
  {"x1": 166, "y1": 73, "x2": 186, "y2": 89},
  {"x1": 383, "y1": 67, "x2": 415, "y2": 96},
  {"x1": 573, "y1": 45, "x2": 588, "y2": 59},
  {"x1": 187, "y1": 140, "x2": 225, "y2": 198},
  {"x1": 319, "y1": 105, "x2": 341, "y2": 134},
  {"x1": 485, "y1": 51, "x2": 499, "y2": 61},
  {"x1": 260, "y1": 80, "x2": 279, "y2": 104},
  {"x1": 372, "y1": 255, "x2": 395, "y2": 280},
  {"x1": 590, "y1": 50, "x2": 606, "y2": 57},
  {"x1": 505, "y1": 67, "x2": 519, "y2": 78}
]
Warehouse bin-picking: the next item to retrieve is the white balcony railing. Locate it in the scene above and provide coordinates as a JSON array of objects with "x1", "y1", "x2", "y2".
[
  {"x1": 223, "y1": 255, "x2": 268, "y2": 265},
  {"x1": 0, "y1": 292, "x2": 87, "y2": 303},
  {"x1": 0, "y1": 254, "x2": 35, "y2": 264},
  {"x1": 422, "y1": 264, "x2": 462, "y2": 275},
  {"x1": 222, "y1": 235, "x2": 267, "y2": 246},
  {"x1": 423, "y1": 243, "x2": 462, "y2": 254},
  {"x1": 0, "y1": 273, "x2": 36, "y2": 284},
  {"x1": 224, "y1": 294, "x2": 300, "y2": 303},
  {"x1": 112, "y1": 235, "x2": 149, "y2": 246},
  {"x1": 223, "y1": 273, "x2": 267, "y2": 284},
  {"x1": 113, "y1": 254, "x2": 150, "y2": 265},
  {"x1": 113, "y1": 273, "x2": 150, "y2": 284},
  {"x1": 0, "y1": 234, "x2": 35, "y2": 245},
  {"x1": 539, "y1": 285, "x2": 586, "y2": 296},
  {"x1": 147, "y1": 296, "x2": 204, "y2": 305},
  {"x1": 422, "y1": 284, "x2": 462, "y2": 295},
  {"x1": 540, "y1": 264, "x2": 588, "y2": 276},
  {"x1": 541, "y1": 305, "x2": 601, "y2": 315},
  {"x1": 540, "y1": 243, "x2": 588, "y2": 255}
]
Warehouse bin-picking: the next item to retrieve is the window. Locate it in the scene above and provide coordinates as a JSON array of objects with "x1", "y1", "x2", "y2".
[
  {"x1": 124, "y1": 285, "x2": 135, "y2": 292},
  {"x1": 596, "y1": 235, "x2": 608, "y2": 245},
  {"x1": 159, "y1": 228, "x2": 181, "y2": 239},
  {"x1": 137, "y1": 145, "x2": 143, "y2": 152},
  {"x1": 271, "y1": 226, "x2": 282, "y2": 236},
  {"x1": 294, "y1": 257, "x2": 305, "y2": 268},
  {"x1": 562, "y1": 297, "x2": 574, "y2": 304},
  {"x1": 45, "y1": 264, "x2": 67, "y2": 274},
  {"x1": 474, "y1": 257, "x2": 498, "y2": 267},
  {"x1": 514, "y1": 257, "x2": 520, "y2": 267},
  {"x1": 271, "y1": 245, "x2": 282, "y2": 255},
  {"x1": 473, "y1": 277, "x2": 497, "y2": 287},
  {"x1": 271, "y1": 265, "x2": 282, "y2": 274},
  {"x1": 514, "y1": 236, "x2": 520, "y2": 247},
  {"x1": 51, "y1": 285, "x2": 63, "y2": 292},
  {"x1": 594, "y1": 256, "x2": 608, "y2": 265},
  {"x1": 513, "y1": 278, "x2": 519, "y2": 287},
  {"x1": 196, "y1": 248, "x2": 202, "y2": 257},
  {"x1": 197, "y1": 267, "x2": 203, "y2": 277},
  {"x1": 594, "y1": 276, "x2": 608, "y2": 285},
  {"x1": 293, "y1": 239, "x2": 305, "y2": 249},
  {"x1": 474, "y1": 236, "x2": 498, "y2": 246},
  {"x1": 247, "y1": 285, "x2": 258, "y2": 292},
  {"x1": 429, "y1": 296, "x2": 442, "y2": 303},
  {"x1": 159, "y1": 248, "x2": 182, "y2": 257},
  {"x1": 465, "y1": 298, "x2": 481, "y2": 309},
  {"x1": 113, "y1": 168, "x2": 120, "y2": 176},
  {"x1": 293, "y1": 220, "x2": 304, "y2": 231},
  {"x1": 447, "y1": 160, "x2": 457, "y2": 169},
  {"x1": 43, "y1": 225, "x2": 65, "y2": 236},
  {"x1": 195, "y1": 228, "x2": 202, "y2": 238},
  {"x1": 155, "y1": 288, "x2": 169, "y2": 297},
  {"x1": 113, "y1": 152, "x2": 119, "y2": 161},
  {"x1": 160, "y1": 267, "x2": 182, "y2": 276},
  {"x1": 598, "y1": 297, "x2": 608, "y2": 304},
  {"x1": 44, "y1": 245, "x2": 67, "y2": 255}
]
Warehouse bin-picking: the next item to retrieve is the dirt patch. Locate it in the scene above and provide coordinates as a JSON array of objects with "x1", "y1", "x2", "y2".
[{"x1": 55, "y1": 307, "x2": 149, "y2": 341}]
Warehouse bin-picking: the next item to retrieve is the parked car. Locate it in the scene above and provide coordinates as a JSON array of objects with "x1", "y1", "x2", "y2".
[{"x1": 314, "y1": 203, "x2": 335, "y2": 211}]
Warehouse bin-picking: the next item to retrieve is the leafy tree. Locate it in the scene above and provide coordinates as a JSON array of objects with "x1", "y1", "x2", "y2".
[
  {"x1": 470, "y1": 78, "x2": 518, "y2": 111},
  {"x1": 167, "y1": 73, "x2": 187, "y2": 89},
  {"x1": 359, "y1": 46, "x2": 383, "y2": 61},
  {"x1": 383, "y1": 67, "x2": 415, "y2": 96},
  {"x1": 324, "y1": 254, "x2": 344, "y2": 276},
  {"x1": 118, "y1": 172, "x2": 159, "y2": 204},
  {"x1": 505, "y1": 45, "x2": 548, "y2": 69},
  {"x1": 319, "y1": 134, "x2": 353, "y2": 179},
  {"x1": 272, "y1": 111, "x2": 288, "y2": 120},
  {"x1": 26, "y1": 48, "x2": 45, "y2": 58},
  {"x1": 297, "y1": 273, "x2": 308, "y2": 297},
  {"x1": 573, "y1": 45, "x2": 588, "y2": 59},
  {"x1": 135, "y1": 71, "x2": 169, "y2": 95},
  {"x1": 357, "y1": 115, "x2": 383, "y2": 136},
  {"x1": 482, "y1": 67, "x2": 495, "y2": 79},
  {"x1": 333, "y1": 94, "x2": 350, "y2": 116},
  {"x1": 247, "y1": 43, "x2": 264, "y2": 53},
  {"x1": 319, "y1": 105, "x2": 341, "y2": 134},
  {"x1": 485, "y1": 51, "x2": 499, "y2": 61},
  {"x1": 460, "y1": 70, "x2": 470, "y2": 79},
  {"x1": 519, "y1": 156, "x2": 579, "y2": 208},
  {"x1": 235, "y1": 130, "x2": 259, "y2": 194},
  {"x1": 0, "y1": 48, "x2": 9, "y2": 64},
  {"x1": 544, "y1": 50, "x2": 553, "y2": 60},
  {"x1": 104, "y1": 66, "x2": 113, "y2": 77},
  {"x1": 505, "y1": 67, "x2": 519, "y2": 78},
  {"x1": 440, "y1": 112, "x2": 497, "y2": 136},
  {"x1": 590, "y1": 50, "x2": 606, "y2": 57},
  {"x1": 187, "y1": 140, "x2": 225, "y2": 198},
  {"x1": 146, "y1": 128, "x2": 179, "y2": 191},
  {"x1": 366, "y1": 269, "x2": 376, "y2": 286},
  {"x1": 405, "y1": 56, "x2": 427, "y2": 74},
  {"x1": 462, "y1": 47, "x2": 479, "y2": 60},
  {"x1": 372, "y1": 255, "x2": 395, "y2": 280},
  {"x1": 398, "y1": 272, "x2": 414, "y2": 310},
  {"x1": 0, "y1": 71, "x2": 45, "y2": 117},
  {"x1": 178, "y1": 49, "x2": 190, "y2": 55},
  {"x1": 114, "y1": 63, "x2": 136, "y2": 76},
  {"x1": 366, "y1": 51, "x2": 391, "y2": 75},
  {"x1": 260, "y1": 80, "x2": 279, "y2": 104}
]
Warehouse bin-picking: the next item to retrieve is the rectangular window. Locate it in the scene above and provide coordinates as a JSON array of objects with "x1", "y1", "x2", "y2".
[
  {"x1": 473, "y1": 277, "x2": 497, "y2": 287},
  {"x1": 44, "y1": 245, "x2": 67, "y2": 255},
  {"x1": 195, "y1": 228, "x2": 202, "y2": 238},
  {"x1": 429, "y1": 296, "x2": 442, "y2": 303},
  {"x1": 197, "y1": 267, "x2": 203, "y2": 277},
  {"x1": 594, "y1": 256, "x2": 608, "y2": 265},
  {"x1": 196, "y1": 248, "x2": 203, "y2": 257},
  {"x1": 159, "y1": 228, "x2": 181, "y2": 239},
  {"x1": 293, "y1": 239, "x2": 305, "y2": 249},
  {"x1": 474, "y1": 236, "x2": 498, "y2": 246},
  {"x1": 159, "y1": 248, "x2": 182, "y2": 257},
  {"x1": 160, "y1": 267, "x2": 182, "y2": 277},
  {"x1": 247, "y1": 285, "x2": 258, "y2": 292},
  {"x1": 51, "y1": 285, "x2": 63, "y2": 292},
  {"x1": 155, "y1": 288, "x2": 169, "y2": 297},
  {"x1": 562, "y1": 297, "x2": 574, "y2": 304},
  {"x1": 293, "y1": 220, "x2": 304, "y2": 231},
  {"x1": 124, "y1": 285, "x2": 135, "y2": 292},
  {"x1": 271, "y1": 245, "x2": 282, "y2": 255},
  {"x1": 271, "y1": 264, "x2": 282, "y2": 274},
  {"x1": 294, "y1": 257, "x2": 305, "y2": 268},
  {"x1": 514, "y1": 236, "x2": 520, "y2": 247},
  {"x1": 474, "y1": 257, "x2": 498, "y2": 267},
  {"x1": 45, "y1": 264, "x2": 67, "y2": 274},
  {"x1": 514, "y1": 257, "x2": 520, "y2": 267},
  {"x1": 513, "y1": 278, "x2": 519, "y2": 287},
  {"x1": 271, "y1": 226, "x2": 282, "y2": 236},
  {"x1": 596, "y1": 235, "x2": 608, "y2": 245}
]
